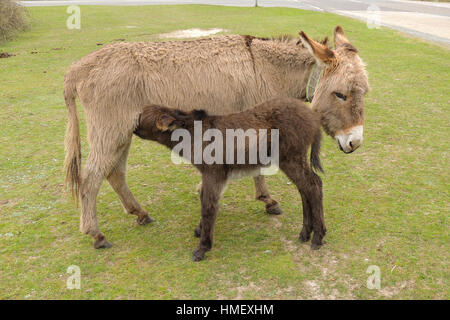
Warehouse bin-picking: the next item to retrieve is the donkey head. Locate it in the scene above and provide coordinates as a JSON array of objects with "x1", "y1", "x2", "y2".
[{"x1": 299, "y1": 26, "x2": 369, "y2": 154}]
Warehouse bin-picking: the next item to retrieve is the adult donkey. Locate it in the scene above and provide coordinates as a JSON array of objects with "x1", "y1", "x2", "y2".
[{"x1": 64, "y1": 26, "x2": 369, "y2": 249}]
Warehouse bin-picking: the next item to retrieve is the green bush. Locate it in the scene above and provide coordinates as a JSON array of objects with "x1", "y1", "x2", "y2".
[{"x1": 0, "y1": 0, "x2": 30, "y2": 41}]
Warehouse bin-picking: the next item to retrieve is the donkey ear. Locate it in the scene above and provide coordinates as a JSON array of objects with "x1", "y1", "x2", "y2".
[
  {"x1": 299, "y1": 31, "x2": 335, "y2": 65},
  {"x1": 334, "y1": 26, "x2": 351, "y2": 49},
  {"x1": 156, "y1": 114, "x2": 177, "y2": 132}
]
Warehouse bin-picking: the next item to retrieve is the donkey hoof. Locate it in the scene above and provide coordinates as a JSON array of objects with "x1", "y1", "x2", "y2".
[
  {"x1": 137, "y1": 215, "x2": 154, "y2": 225},
  {"x1": 266, "y1": 203, "x2": 283, "y2": 215},
  {"x1": 310, "y1": 242, "x2": 322, "y2": 250},
  {"x1": 94, "y1": 239, "x2": 112, "y2": 249},
  {"x1": 194, "y1": 228, "x2": 201, "y2": 238}
]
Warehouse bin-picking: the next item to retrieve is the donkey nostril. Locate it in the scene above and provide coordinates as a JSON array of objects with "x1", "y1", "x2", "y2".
[{"x1": 349, "y1": 141, "x2": 353, "y2": 148}]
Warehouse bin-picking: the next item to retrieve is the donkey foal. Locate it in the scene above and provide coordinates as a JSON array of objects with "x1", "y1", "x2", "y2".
[{"x1": 134, "y1": 97, "x2": 325, "y2": 261}]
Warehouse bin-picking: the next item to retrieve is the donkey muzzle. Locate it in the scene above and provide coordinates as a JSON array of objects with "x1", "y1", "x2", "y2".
[{"x1": 335, "y1": 125, "x2": 363, "y2": 154}]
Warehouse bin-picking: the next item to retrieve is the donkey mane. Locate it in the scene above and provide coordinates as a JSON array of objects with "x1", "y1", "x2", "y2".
[
  {"x1": 247, "y1": 34, "x2": 329, "y2": 47},
  {"x1": 254, "y1": 34, "x2": 297, "y2": 43}
]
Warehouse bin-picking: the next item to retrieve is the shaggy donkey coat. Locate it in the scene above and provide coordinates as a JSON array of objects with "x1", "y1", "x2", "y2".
[
  {"x1": 64, "y1": 26, "x2": 368, "y2": 249},
  {"x1": 134, "y1": 97, "x2": 325, "y2": 261}
]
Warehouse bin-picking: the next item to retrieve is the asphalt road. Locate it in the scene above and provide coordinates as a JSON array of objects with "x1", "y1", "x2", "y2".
[{"x1": 19, "y1": 0, "x2": 450, "y2": 45}]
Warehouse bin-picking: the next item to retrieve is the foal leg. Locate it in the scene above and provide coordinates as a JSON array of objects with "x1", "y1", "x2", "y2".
[
  {"x1": 280, "y1": 161, "x2": 326, "y2": 250},
  {"x1": 107, "y1": 139, "x2": 154, "y2": 225},
  {"x1": 298, "y1": 193, "x2": 313, "y2": 243},
  {"x1": 192, "y1": 173, "x2": 227, "y2": 261},
  {"x1": 308, "y1": 172, "x2": 326, "y2": 250},
  {"x1": 194, "y1": 221, "x2": 202, "y2": 238},
  {"x1": 253, "y1": 175, "x2": 283, "y2": 215},
  {"x1": 194, "y1": 183, "x2": 202, "y2": 238}
]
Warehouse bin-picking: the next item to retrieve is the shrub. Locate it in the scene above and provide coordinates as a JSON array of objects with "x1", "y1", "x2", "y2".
[{"x1": 0, "y1": 0, "x2": 30, "y2": 42}]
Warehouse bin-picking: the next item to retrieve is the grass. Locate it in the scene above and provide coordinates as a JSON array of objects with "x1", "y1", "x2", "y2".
[{"x1": 0, "y1": 5, "x2": 448, "y2": 300}]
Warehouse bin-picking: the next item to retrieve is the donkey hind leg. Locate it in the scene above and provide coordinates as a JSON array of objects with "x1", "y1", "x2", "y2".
[
  {"x1": 192, "y1": 174, "x2": 227, "y2": 261},
  {"x1": 80, "y1": 132, "x2": 132, "y2": 249},
  {"x1": 280, "y1": 161, "x2": 326, "y2": 250},
  {"x1": 253, "y1": 175, "x2": 283, "y2": 215},
  {"x1": 107, "y1": 141, "x2": 154, "y2": 226},
  {"x1": 79, "y1": 155, "x2": 114, "y2": 249}
]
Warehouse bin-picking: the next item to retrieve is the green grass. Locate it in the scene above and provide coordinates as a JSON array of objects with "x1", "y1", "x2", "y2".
[{"x1": 0, "y1": 5, "x2": 449, "y2": 300}]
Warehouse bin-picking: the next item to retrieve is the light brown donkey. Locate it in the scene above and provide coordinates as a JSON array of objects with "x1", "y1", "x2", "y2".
[{"x1": 64, "y1": 26, "x2": 369, "y2": 249}]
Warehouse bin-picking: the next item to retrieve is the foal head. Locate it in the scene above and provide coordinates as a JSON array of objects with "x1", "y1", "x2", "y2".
[{"x1": 134, "y1": 105, "x2": 206, "y2": 140}]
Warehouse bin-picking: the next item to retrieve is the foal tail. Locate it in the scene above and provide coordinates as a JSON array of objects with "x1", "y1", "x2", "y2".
[
  {"x1": 63, "y1": 81, "x2": 82, "y2": 202},
  {"x1": 310, "y1": 129, "x2": 324, "y2": 173}
]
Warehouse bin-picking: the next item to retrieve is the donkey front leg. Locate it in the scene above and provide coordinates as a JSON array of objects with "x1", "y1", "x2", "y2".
[
  {"x1": 253, "y1": 175, "x2": 283, "y2": 215},
  {"x1": 192, "y1": 173, "x2": 227, "y2": 261}
]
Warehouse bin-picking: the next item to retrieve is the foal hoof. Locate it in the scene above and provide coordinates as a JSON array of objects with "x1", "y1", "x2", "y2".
[
  {"x1": 192, "y1": 249, "x2": 206, "y2": 262},
  {"x1": 299, "y1": 231, "x2": 311, "y2": 243},
  {"x1": 137, "y1": 214, "x2": 154, "y2": 225},
  {"x1": 94, "y1": 239, "x2": 112, "y2": 249},
  {"x1": 310, "y1": 242, "x2": 322, "y2": 250},
  {"x1": 266, "y1": 203, "x2": 283, "y2": 215},
  {"x1": 192, "y1": 251, "x2": 205, "y2": 262}
]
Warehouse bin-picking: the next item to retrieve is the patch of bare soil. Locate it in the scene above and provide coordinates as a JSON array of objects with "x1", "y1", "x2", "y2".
[
  {"x1": 270, "y1": 217, "x2": 359, "y2": 299},
  {"x1": 379, "y1": 280, "x2": 415, "y2": 298},
  {"x1": 233, "y1": 282, "x2": 261, "y2": 300}
]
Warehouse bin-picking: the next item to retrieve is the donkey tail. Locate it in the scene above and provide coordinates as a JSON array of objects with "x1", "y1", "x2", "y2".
[
  {"x1": 63, "y1": 81, "x2": 82, "y2": 201},
  {"x1": 310, "y1": 129, "x2": 324, "y2": 173}
]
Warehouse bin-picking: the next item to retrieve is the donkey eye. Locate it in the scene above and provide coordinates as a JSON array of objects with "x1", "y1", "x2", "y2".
[{"x1": 334, "y1": 92, "x2": 347, "y2": 101}]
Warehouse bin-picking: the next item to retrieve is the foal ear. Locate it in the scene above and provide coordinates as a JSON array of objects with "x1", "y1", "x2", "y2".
[
  {"x1": 299, "y1": 31, "x2": 335, "y2": 65},
  {"x1": 156, "y1": 114, "x2": 177, "y2": 132}
]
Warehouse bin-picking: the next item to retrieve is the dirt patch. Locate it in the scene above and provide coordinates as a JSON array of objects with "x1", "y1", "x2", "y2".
[
  {"x1": 270, "y1": 217, "x2": 359, "y2": 299},
  {"x1": 158, "y1": 28, "x2": 227, "y2": 39},
  {"x1": 379, "y1": 280, "x2": 415, "y2": 298},
  {"x1": 233, "y1": 282, "x2": 261, "y2": 300},
  {"x1": 303, "y1": 280, "x2": 326, "y2": 299},
  {"x1": 0, "y1": 52, "x2": 13, "y2": 58}
]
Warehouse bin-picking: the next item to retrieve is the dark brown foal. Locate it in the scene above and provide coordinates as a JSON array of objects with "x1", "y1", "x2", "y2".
[{"x1": 134, "y1": 97, "x2": 326, "y2": 261}]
